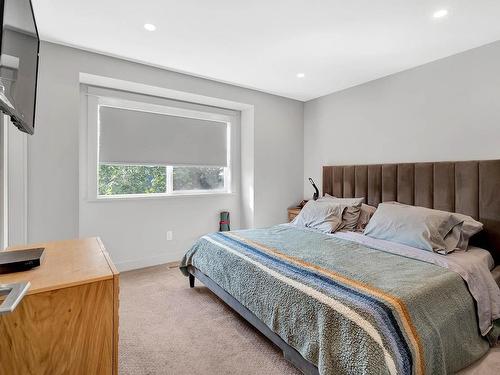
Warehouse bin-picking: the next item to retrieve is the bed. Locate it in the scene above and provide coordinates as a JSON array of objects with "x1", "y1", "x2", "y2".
[{"x1": 180, "y1": 160, "x2": 500, "y2": 375}]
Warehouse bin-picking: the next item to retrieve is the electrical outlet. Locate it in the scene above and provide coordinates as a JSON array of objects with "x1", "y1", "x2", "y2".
[{"x1": 167, "y1": 231, "x2": 173, "y2": 241}]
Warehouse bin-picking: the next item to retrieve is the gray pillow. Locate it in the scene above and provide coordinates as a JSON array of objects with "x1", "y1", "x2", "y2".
[
  {"x1": 443, "y1": 223, "x2": 464, "y2": 253},
  {"x1": 321, "y1": 194, "x2": 364, "y2": 207},
  {"x1": 291, "y1": 200, "x2": 344, "y2": 233},
  {"x1": 356, "y1": 203, "x2": 377, "y2": 232},
  {"x1": 386, "y1": 202, "x2": 483, "y2": 251},
  {"x1": 318, "y1": 195, "x2": 364, "y2": 231},
  {"x1": 364, "y1": 202, "x2": 464, "y2": 254},
  {"x1": 453, "y1": 213, "x2": 483, "y2": 250}
]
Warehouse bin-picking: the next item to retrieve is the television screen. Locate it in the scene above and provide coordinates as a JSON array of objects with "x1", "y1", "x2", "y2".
[{"x1": 0, "y1": 0, "x2": 39, "y2": 134}]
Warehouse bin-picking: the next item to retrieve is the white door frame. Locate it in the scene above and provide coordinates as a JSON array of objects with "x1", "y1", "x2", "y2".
[
  {"x1": 0, "y1": 115, "x2": 8, "y2": 249},
  {"x1": 0, "y1": 114, "x2": 28, "y2": 248}
]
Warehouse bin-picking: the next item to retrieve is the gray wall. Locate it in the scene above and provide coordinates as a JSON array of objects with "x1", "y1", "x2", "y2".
[
  {"x1": 31, "y1": 42, "x2": 303, "y2": 268},
  {"x1": 304, "y1": 40, "x2": 500, "y2": 197}
]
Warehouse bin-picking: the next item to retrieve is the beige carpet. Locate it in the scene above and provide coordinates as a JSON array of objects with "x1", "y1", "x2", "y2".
[{"x1": 119, "y1": 265, "x2": 500, "y2": 375}]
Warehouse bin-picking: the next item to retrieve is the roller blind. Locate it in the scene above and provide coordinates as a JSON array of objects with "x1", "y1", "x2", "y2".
[{"x1": 99, "y1": 106, "x2": 228, "y2": 167}]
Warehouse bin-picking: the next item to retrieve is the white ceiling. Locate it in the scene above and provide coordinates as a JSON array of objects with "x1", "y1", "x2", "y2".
[{"x1": 31, "y1": 0, "x2": 500, "y2": 101}]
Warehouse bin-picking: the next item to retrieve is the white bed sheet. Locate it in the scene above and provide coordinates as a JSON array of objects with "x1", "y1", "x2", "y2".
[{"x1": 330, "y1": 231, "x2": 500, "y2": 336}]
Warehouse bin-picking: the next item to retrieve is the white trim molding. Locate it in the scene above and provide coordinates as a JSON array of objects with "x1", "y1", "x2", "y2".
[
  {"x1": 0, "y1": 116, "x2": 8, "y2": 249},
  {"x1": 0, "y1": 115, "x2": 28, "y2": 247}
]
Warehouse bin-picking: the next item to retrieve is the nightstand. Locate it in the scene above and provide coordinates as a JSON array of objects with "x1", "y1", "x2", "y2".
[{"x1": 287, "y1": 206, "x2": 302, "y2": 222}]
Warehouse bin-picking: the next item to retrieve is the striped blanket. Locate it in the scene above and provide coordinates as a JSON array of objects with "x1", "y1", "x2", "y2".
[{"x1": 180, "y1": 225, "x2": 489, "y2": 374}]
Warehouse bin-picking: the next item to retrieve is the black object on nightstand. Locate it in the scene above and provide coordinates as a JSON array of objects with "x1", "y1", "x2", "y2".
[{"x1": 308, "y1": 178, "x2": 319, "y2": 200}]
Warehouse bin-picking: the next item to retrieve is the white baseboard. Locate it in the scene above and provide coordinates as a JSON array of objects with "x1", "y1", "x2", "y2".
[{"x1": 114, "y1": 253, "x2": 180, "y2": 272}]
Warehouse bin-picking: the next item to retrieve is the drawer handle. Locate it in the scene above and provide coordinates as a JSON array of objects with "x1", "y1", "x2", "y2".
[{"x1": 0, "y1": 282, "x2": 31, "y2": 315}]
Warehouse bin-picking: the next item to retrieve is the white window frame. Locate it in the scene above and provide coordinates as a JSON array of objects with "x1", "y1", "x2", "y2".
[{"x1": 86, "y1": 88, "x2": 234, "y2": 200}]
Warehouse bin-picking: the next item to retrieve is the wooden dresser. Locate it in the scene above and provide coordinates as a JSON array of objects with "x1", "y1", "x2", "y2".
[{"x1": 0, "y1": 237, "x2": 119, "y2": 375}]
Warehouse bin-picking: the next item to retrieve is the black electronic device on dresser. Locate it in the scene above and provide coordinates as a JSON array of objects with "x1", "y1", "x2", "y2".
[{"x1": 0, "y1": 247, "x2": 44, "y2": 274}]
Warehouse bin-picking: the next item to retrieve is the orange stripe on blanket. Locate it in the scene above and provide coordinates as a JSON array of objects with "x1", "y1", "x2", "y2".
[{"x1": 225, "y1": 232, "x2": 425, "y2": 375}]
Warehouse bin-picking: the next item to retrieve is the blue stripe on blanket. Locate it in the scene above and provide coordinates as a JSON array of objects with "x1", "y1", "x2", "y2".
[{"x1": 212, "y1": 232, "x2": 413, "y2": 374}]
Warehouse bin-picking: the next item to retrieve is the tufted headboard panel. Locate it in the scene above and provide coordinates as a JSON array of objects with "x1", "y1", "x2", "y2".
[{"x1": 322, "y1": 160, "x2": 500, "y2": 263}]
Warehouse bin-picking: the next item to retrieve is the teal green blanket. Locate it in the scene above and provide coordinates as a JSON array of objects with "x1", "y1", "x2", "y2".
[{"x1": 180, "y1": 225, "x2": 489, "y2": 375}]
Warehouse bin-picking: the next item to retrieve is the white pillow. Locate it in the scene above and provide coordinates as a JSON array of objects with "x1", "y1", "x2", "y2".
[
  {"x1": 364, "y1": 202, "x2": 464, "y2": 254},
  {"x1": 291, "y1": 200, "x2": 344, "y2": 233},
  {"x1": 385, "y1": 202, "x2": 483, "y2": 251}
]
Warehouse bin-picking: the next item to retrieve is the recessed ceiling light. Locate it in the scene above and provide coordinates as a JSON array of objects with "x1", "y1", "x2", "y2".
[
  {"x1": 296, "y1": 73, "x2": 305, "y2": 78},
  {"x1": 144, "y1": 23, "x2": 157, "y2": 31},
  {"x1": 433, "y1": 9, "x2": 448, "y2": 18}
]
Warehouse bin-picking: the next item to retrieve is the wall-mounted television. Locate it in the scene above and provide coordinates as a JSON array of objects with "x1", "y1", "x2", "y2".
[{"x1": 0, "y1": 0, "x2": 39, "y2": 135}]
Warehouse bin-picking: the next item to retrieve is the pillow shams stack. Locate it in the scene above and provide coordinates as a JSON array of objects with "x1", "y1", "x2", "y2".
[
  {"x1": 317, "y1": 195, "x2": 364, "y2": 231},
  {"x1": 364, "y1": 202, "x2": 468, "y2": 254},
  {"x1": 291, "y1": 200, "x2": 344, "y2": 233}
]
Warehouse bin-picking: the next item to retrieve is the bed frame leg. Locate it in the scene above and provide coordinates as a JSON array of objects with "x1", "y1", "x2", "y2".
[{"x1": 189, "y1": 274, "x2": 195, "y2": 288}]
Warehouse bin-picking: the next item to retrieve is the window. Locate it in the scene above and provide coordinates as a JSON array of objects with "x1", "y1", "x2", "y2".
[
  {"x1": 86, "y1": 87, "x2": 235, "y2": 199},
  {"x1": 97, "y1": 165, "x2": 227, "y2": 196},
  {"x1": 98, "y1": 165, "x2": 167, "y2": 195},
  {"x1": 172, "y1": 166, "x2": 225, "y2": 192}
]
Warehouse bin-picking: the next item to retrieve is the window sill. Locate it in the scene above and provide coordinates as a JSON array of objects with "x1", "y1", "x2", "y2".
[{"x1": 88, "y1": 191, "x2": 237, "y2": 202}]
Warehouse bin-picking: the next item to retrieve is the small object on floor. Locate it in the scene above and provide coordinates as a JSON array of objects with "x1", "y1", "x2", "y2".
[
  {"x1": 189, "y1": 274, "x2": 195, "y2": 288},
  {"x1": 220, "y1": 211, "x2": 230, "y2": 231}
]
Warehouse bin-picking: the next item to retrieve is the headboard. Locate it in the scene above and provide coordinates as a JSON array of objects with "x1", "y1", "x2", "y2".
[{"x1": 322, "y1": 160, "x2": 500, "y2": 263}]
